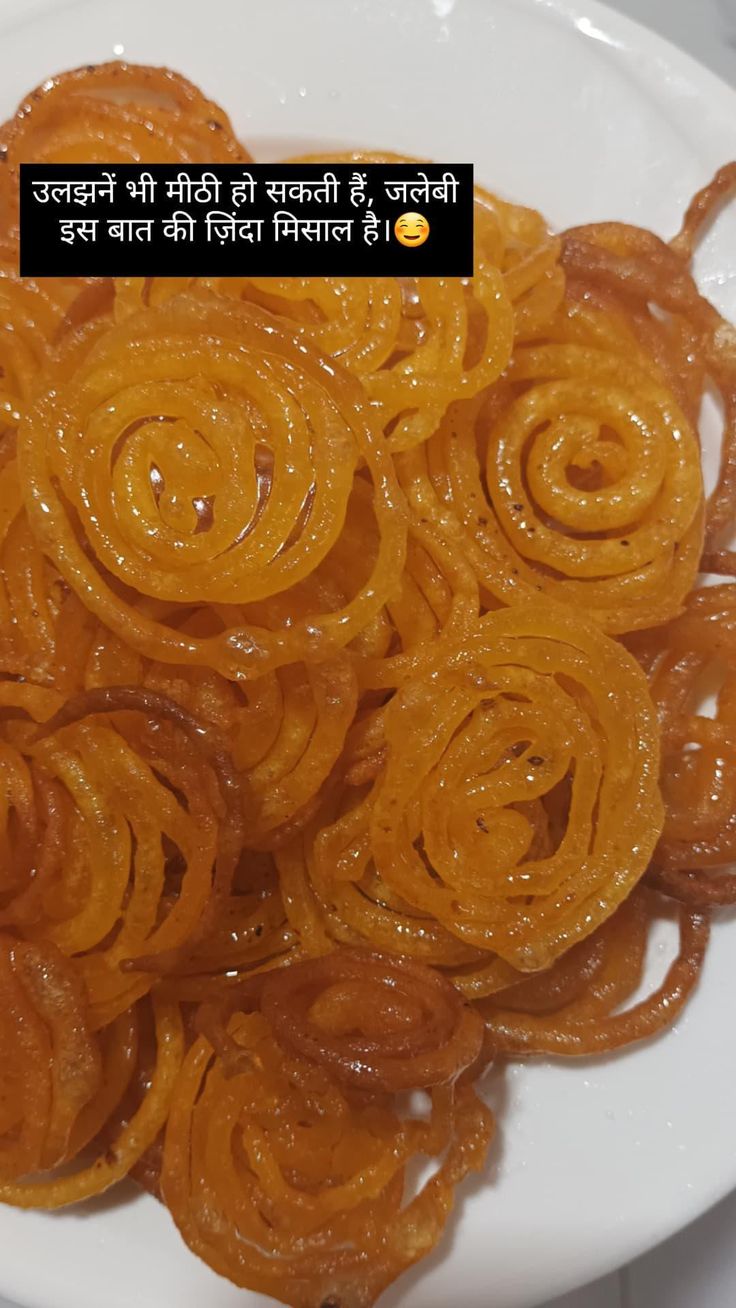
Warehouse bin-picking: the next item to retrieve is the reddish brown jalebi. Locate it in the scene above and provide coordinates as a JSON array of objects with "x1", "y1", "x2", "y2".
[
  {"x1": 0, "y1": 57, "x2": 734, "y2": 1308},
  {"x1": 635, "y1": 582, "x2": 736, "y2": 907},
  {"x1": 254, "y1": 948, "x2": 485, "y2": 1090},
  {"x1": 480, "y1": 886, "x2": 710, "y2": 1056}
]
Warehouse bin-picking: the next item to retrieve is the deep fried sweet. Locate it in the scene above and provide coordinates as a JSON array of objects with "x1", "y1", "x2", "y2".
[{"x1": 162, "y1": 1000, "x2": 491, "y2": 1308}]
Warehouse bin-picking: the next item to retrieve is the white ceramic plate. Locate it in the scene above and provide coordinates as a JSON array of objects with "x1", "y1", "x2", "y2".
[{"x1": 1, "y1": 1, "x2": 735, "y2": 1306}]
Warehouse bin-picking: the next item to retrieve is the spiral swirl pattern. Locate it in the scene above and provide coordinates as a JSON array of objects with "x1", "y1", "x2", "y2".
[
  {"x1": 259, "y1": 947, "x2": 484, "y2": 1090},
  {"x1": 312, "y1": 602, "x2": 663, "y2": 971},
  {"x1": 161, "y1": 1000, "x2": 492, "y2": 1308},
  {"x1": 19, "y1": 294, "x2": 406, "y2": 677}
]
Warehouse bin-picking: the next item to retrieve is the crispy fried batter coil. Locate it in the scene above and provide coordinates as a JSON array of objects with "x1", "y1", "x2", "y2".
[
  {"x1": 480, "y1": 888, "x2": 709, "y2": 1055},
  {"x1": 302, "y1": 602, "x2": 663, "y2": 972},
  {"x1": 161, "y1": 1002, "x2": 491, "y2": 1308},
  {"x1": 18, "y1": 294, "x2": 407, "y2": 678}
]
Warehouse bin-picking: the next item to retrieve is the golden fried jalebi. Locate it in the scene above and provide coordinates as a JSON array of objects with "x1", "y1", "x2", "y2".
[
  {"x1": 20, "y1": 293, "x2": 407, "y2": 678},
  {"x1": 3, "y1": 62, "x2": 247, "y2": 168},
  {"x1": 162, "y1": 994, "x2": 491, "y2": 1308},
  {"x1": 111, "y1": 156, "x2": 525, "y2": 456},
  {"x1": 0, "y1": 992, "x2": 183, "y2": 1209},
  {"x1": 0, "y1": 55, "x2": 735, "y2": 1308},
  {"x1": 114, "y1": 266, "x2": 515, "y2": 455},
  {"x1": 480, "y1": 886, "x2": 709, "y2": 1055},
  {"x1": 0, "y1": 63, "x2": 249, "y2": 242},
  {"x1": 0, "y1": 934, "x2": 101, "y2": 1178},
  {"x1": 397, "y1": 303, "x2": 704, "y2": 635},
  {"x1": 0, "y1": 681, "x2": 246, "y2": 1024},
  {"x1": 296, "y1": 602, "x2": 663, "y2": 973}
]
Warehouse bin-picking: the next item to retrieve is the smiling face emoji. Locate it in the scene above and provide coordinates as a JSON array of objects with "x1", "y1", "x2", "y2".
[{"x1": 394, "y1": 211, "x2": 430, "y2": 247}]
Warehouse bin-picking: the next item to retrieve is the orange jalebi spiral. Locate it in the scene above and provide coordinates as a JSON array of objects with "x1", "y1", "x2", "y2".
[
  {"x1": 0, "y1": 934, "x2": 102, "y2": 1177},
  {"x1": 0, "y1": 991, "x2": 183, "y2": 1208},
  {"x1": 0, "y1": 681, "x2": 245, "y2": 1026},
  {"x1": 18, "y1": 294, "x2": 407, "y2": 679},
  {"x1": 5, "y1": 62, "x2": 247, "y2": 163},
  {"x1": 111, "y1": 157, "x2": 535, "y2": 455},
  {"x1": 397, "y1": 298, "x2": 704, "y2": 635},
  {"x1": 293, "y1": 602, "x2": 663, "y2": 974},
  {"x1": 113, "y1": 173, "x2": 560, "y2": 402},
  {"x1": 389, "y1": 197, "x2": 725, "y2": 636},
  {"x1": 0, "y1": 62, "x2": 248, "y2": 363},
  {"x1": 114, "y1": 266, "x2": 515, "y2": 455},
  {"x1": 161, "y1": 997, "x2": 491, "y2": 1308},
  {"x1": 75, "y1": 620, "x2": 360, "y2": 850},
  {"x1": 0, "y1": 932, "x2": 172, "y2": 1211},
  {"x1": 0, "y1": 62, "x2": 249, "y2": 239},
  {"x1": 561, "y1": 195, "x2": 736, "y2": 564}
]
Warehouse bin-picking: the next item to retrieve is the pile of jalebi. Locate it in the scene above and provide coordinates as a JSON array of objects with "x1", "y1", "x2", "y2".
[{"x1": 0, "y1": 59, "x2": 735, "y2": 1308}]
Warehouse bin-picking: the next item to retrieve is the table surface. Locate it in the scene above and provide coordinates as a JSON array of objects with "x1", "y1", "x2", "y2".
[{"x1": 1, "y1": 2, "x2": 735, "y2": 1307}]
